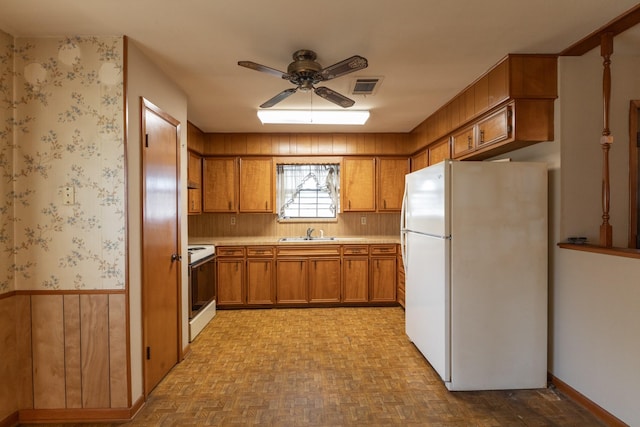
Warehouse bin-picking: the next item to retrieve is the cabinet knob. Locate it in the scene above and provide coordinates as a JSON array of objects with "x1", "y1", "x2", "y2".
[
  {"x1": 467, "y1": 135, "x2": 472, "y2": 149},
  {"x1": 480, "y1": 129, "x2": 485, "y2": 143}
]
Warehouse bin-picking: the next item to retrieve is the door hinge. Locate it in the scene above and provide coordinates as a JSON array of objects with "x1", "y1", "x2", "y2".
[
  {"x1": 146, "y1": 346, "x2": 151, "y2": 360},
  {"x1": 145, "y1": 133, "x2": 149, "y2": 148}
]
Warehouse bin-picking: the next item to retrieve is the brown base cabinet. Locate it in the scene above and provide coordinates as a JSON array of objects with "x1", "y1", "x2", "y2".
[
  {"x1": 276, "y1": 259, "x2": 308, "y2": 304},
  {"x1": 308, "y1": 258, "x2": 341, "y2": 303},
  {"x1": 370, "y1": 245, "x2": 397, "y2": 302},
  {"x1": 217, "y1": 258, "x2": 244, "y2": 306},
  {"x1": 247, "y1": 259, "x2": 275, "y2": 305},
  {"x1": 216, "y1": 243, "x2": 400, "y2": 308}
]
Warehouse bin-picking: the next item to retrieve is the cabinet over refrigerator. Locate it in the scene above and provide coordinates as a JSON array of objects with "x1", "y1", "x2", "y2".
[{"x1": 401, "y1": 160, "x2": 548, "y2": 391}]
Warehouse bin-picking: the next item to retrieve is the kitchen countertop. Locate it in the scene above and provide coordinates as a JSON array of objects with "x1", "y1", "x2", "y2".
[{"x1": 189, "y1": 235, "x2": 400, "y2": 246}]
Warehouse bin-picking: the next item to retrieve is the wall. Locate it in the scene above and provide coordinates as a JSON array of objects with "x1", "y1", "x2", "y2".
[
  {"x1": 12, "y1": 36, "x2": 125, "y2": 291},
  {"x1": 492, "y1": 46, "x2": 640, "y2": 426},
  {"x1": 0, "y1": 33, "x2": 131, "y2": 424},
  {"x1": 553, "y1": 47, "x2": 640, "y2": 426},
  {"x1": 188, "y1": 133, "x2": 408, "y2": 239},
  {"x1": 125, "y1": 39, "x2": 189, "y2": 402}
]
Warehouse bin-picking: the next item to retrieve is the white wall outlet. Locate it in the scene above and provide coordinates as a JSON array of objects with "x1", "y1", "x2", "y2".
[
  {"x1": 360, "y1": 216, "x2": 367, "y2": 225},
  {"x1": 230, "y1": 216, "x2": 236, "y2": 226},
  {"x1": 63, "y1": 186, "x2": 75, "y2": 205}
]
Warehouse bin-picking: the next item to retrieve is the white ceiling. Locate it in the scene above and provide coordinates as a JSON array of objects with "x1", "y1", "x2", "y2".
[{"x1": 1, "y1": 0, "x2": 638, "y2": 133}]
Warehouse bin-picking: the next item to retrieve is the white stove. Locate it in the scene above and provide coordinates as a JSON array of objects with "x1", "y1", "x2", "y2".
[
  {"x1": 187, "y1": 244, "x2": 216, "y2": 342},
  {"x1": 188, "y1": 244, "x2": 215, "y2": 264}
]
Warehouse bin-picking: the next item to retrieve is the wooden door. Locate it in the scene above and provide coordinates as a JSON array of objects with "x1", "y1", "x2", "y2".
[
  {"x1": 141, "y1": 98, "x2": 181, "y2": 395},
  {"x1": 239, "y1": 157, "x2": 273, "y2": 212},
  {"x1": 203, "y1": 157, "x2": 237, "y2": 212},
  {"x1": 377, "y1": 158, "x2": 409, "y2": 211},
  {"x1": 308, "y1": 258, "x2": 341, "y2": 303}
]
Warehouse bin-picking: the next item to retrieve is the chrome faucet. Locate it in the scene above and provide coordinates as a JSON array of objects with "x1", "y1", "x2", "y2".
[{"x1": 306, "y1": 227, "x2": 314, "y2": 240}]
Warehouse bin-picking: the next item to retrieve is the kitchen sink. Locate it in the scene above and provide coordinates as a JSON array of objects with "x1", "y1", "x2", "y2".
[{"x1": 278, "y1": 236, "x2": 336, "y2": 242}]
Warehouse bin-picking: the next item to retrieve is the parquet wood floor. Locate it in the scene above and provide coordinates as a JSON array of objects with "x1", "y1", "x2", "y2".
[{"x1": 23, "y1": 307, "x2": 604, "y2": 426}]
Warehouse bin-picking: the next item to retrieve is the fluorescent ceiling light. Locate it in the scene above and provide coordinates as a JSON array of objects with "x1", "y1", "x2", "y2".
[{"x1": 257, "y1": 110, "x2": 370, "y2": 125}]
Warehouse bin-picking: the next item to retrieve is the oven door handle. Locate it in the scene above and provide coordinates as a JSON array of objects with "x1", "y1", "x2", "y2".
[{"x1": 171, "y1": 253, "x2": 182, "y2": 262}]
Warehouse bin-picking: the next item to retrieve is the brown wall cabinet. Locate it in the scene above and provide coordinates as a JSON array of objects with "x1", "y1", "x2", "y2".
[
  {"x1": 203, "y1": 157, "x2": 237, "y2": 212},
  {"x1": 187, "y1": 150, "x2": 202, "y2": 214},
  {"x1": 239, "y1": 157, "x2": 274, "y2": 213},
  {"x1": 377, "y1": 157, "x2": 409, "y2": 211},
  {"x1": 415, "y1": 54, "x2": 557, "y2": 161},
  {"x1": 342, "y1": 157, "x2": 376, "y2": 212}
]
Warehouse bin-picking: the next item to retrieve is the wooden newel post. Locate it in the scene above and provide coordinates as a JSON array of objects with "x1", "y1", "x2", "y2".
[{"x1": 600, "y1": 32, "x2": 614, "y2": 247}]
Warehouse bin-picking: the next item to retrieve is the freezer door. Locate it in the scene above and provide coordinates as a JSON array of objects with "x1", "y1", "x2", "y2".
[
  {"x1": 405, "y1": 231, "x2": 450, "y2": 382},
  {"x1": 404, "y1": 161, "x2": 449, "y2": 237}
]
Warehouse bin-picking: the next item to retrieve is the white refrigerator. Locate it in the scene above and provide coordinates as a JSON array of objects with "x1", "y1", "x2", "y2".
[{"x1": 401, "y1": 160, "x2": 548, "y2": 391}]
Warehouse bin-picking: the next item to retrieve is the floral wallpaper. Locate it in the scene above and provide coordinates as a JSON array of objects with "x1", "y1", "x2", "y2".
[
  {"x1": 0, "y1": 35, "x2": 125, "y2": 292},
  {"x1": 0, "y1": 30, "x2": 13, "y2": 292}
]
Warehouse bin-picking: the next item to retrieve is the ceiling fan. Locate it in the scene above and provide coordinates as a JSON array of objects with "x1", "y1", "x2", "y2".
[{"x1": 238, "y1": 49, "x2": 368, "y2": 108}]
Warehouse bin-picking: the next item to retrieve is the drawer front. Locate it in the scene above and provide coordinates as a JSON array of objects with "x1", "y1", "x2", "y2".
[
  {"x1": 342, "y1": 245, "x2": 369, "y2": 255},
  {"x1": 247, "y1": 246, "x2": 274, "y2": 257},
  {"x1": 216, "y1": 246, "x2": 245, "y2": 257},
  {"x1": 370, "y1": 245, "x2": 397, "y2": 255},
  {"x1": 451, "y1": 126, "x2": 475, "y2": 157},
  {"x1": 277, "y1": 245, "x2": 341, "y2": 257}
]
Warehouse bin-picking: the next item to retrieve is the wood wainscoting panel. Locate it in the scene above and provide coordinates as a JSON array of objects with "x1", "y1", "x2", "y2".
[
  {"x1": 31, "y1": 295, "x2": 66, "y2": 409},
  {"x1": 108, "y1": 293, "x2": 128, "y2": 408},
  {"x1": 15, "y1": 295, "x2": 33, "y2": 409},
  {"x1": 80, "y1": 294, "x2": 110, "y2": 408},
  {"x1": 63, "y1": 295, "x2": 82, "y2": 408},
  {"x1": 0, "y1": 296, "x2": 18, "y2": 420}
]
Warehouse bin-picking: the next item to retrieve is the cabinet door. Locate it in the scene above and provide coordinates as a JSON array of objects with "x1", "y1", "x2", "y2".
[
  {"x1": 451, "y1": 126, "x2": 476, "y2": 158},
  {"x1": 239, "y1": 157, "x2": 273, "y2": 213},
  {"x1": 342, "y1": 157, "x2": 375, "y2": 212},
  {"x1": 411, "y1": 150, "x2": 428, "y2": 172},
  {"x1": 187, "y1": 151, "x2": 202, "y2": 189},
  {"x1": 342, "y1": 257, "x2": 369, "y2": 303},
  {"x1": 187, "y1": 151, "x2": 202, "y2": 214},
  {"x1": 308, "y1": 258, "x2": 341, "y2": 303},
  {"x1": 370, "y1": 257, "x2": 397, "y2": 302},
  {"x1": 247, "y1": 259, "x2": 274, "y2": 305},
  {"x1": 276, "y1": 259, "x2": 308, "y2": 304},
  {"x1": 428, "y1": 138, "x2": 451, "y2": 166},
  {"x1": 203, "y1": 158, "x2": 237, "y2": 212},
  {"x1": 188, "y1": 188, "x2": 202, "y2": 214},
  {"x1": 477, "y1": 106, "x2": 512, "y2": 148},
  {"x1": 217, "y1": 258, "x2": 244, "y2": 306},
  {"x1": 377, "y1": 158, "x2": 409, "y2": 211}
]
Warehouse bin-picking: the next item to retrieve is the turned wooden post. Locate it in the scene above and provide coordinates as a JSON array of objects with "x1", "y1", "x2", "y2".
[{"x1": 599, "y1": 32, "x2": 614, "y2": 247}]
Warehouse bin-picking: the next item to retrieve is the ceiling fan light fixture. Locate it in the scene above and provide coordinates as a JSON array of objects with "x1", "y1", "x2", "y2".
[{"x1": 257, "y1": 110, "x2": 370, "y2": 125}]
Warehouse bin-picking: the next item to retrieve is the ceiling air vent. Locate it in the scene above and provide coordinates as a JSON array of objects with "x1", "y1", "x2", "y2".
[{"x1": 350, "y1": 77, "x2": 383, "y2": 95}]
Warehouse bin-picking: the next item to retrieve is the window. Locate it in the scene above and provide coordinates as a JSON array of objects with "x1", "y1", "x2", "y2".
[{"x1": 276, "y1": 164, "x2": 340, "y2": 220}]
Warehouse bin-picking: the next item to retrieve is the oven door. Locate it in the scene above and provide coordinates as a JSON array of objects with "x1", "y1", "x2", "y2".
[{"x1": 189, "y1": 255, "x2": 216, "y2": 319}]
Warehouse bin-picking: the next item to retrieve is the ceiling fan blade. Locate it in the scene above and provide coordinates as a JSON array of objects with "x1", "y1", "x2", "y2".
[
  {"x1": 260, "y1": 88, "x2": 298, "y2": 108},
  {"x1": 314, "y1": 87, "x2": 355, "y2": 108},
  {"x1": 317, "y1": 55, "x2": 368, "y2": 80},
  {"x1": 238, "y1": 61, "x2": 289, "y2": 79}
]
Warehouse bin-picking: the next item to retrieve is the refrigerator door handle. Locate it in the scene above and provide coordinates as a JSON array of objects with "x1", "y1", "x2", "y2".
[{"x1": 400, "y1": 182, "x2": 408, "y2": 272}]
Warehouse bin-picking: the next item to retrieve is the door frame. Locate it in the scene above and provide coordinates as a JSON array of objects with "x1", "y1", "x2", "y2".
[
  {"x1": 140, "y1": 97, "x2": 183, "y2": 397},
  {"x1": 629, "y1": 100, "x2": 639, "y2": 248}
]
